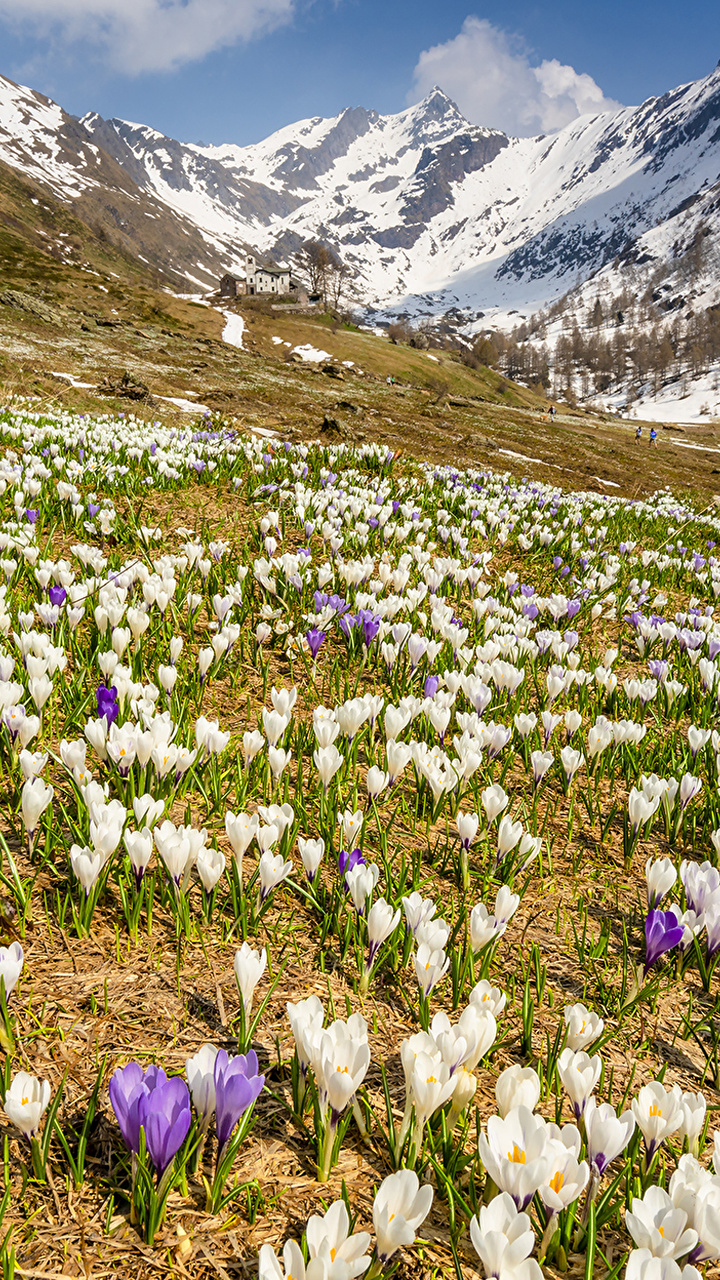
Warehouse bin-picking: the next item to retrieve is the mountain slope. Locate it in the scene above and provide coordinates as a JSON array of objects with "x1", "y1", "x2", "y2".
[
  {"x1": 0, "y1": 74, "x2": 228, "y2": 290},
  {"x1": 77, "y1": 66, "x2": 720, "y2": 323},
  {"x1": 1, "y1": 62, "x2": 720, "y2": 330}
]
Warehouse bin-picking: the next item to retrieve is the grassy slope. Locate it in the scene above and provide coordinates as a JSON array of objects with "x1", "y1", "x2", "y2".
[{"x1": 1, "y1": 161, "x2": 720, "y2": 500}]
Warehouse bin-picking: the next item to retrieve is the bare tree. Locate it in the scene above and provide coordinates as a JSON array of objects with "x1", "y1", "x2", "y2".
[{"x1": 294, "y1": 239, "x2": 351, "y2": 311}]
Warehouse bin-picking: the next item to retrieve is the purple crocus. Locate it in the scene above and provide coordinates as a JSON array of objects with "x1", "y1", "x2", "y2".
[
  {"x1": 109, "y1": 1061, "x2": 153, "y2": 1154},
  {"x1": 339, "y1": 847, "x2": 365, "y2": 889},
  {"x1": 423, "y1": 675, "x2": 440, "y2": 699},
  {"x1": 306, "y1": 628, "x2": 326, "y2": 660},
  {"x1": 644, "y1": 909, "x2": 684, "y2": 976},
  {"x1": 213, "y1": 1049, "x2": 264, "y2": 1151},
  {"x1": 138, "y1": 1076, "x2": 192, "y2": 1174},
  {"x1": 109, "y1": 1062, "x2": 190, "y2": 1175},
  {"x1": 96, "y1": 684, "x2": 119, "y2": 726},
  {"x1": 357, "y1": 609, "x2": 380, "y2": 647},
  {"x1": 25, "y1": 509, "x2": 38, "y2": 525},
  {"x1": 48, "y1": 585, "x2": 66, "y2": 607}
]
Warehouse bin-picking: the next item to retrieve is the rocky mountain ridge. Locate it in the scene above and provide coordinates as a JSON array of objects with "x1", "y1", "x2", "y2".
[{"x1": 0, "y1": 64, "x2": 719, "y2": 328}]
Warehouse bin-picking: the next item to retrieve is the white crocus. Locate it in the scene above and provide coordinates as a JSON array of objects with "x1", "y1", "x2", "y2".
[
  {"x1": 478, "y1": 1105, "x2": 552, "y2": 1210},
  {"x1": 496, "y1": 1065, "x2": 541, "y2": 1118},
  {"x1": 0, "y1": 941, "x2": 23, "y2": 999},
  {"x1": 365, "y1": 897, "x2": 400, "y2": 973},
  {"x1": 626, "y1": 1186, "x2": 698, "y2": 1260},
  {"x1": 234, "y1": 942, "x2": 267, "y2": 1017},
  {"x1": 632, "y1": 1082, "x2": 683, "y2": 1157},
  {"x1": 456, "y1": 810, "x2": 479, "y2": 849},
  {"x1": 469, "y1": 979, "x2": 507, "y2": 1017},
  {"x1": 305, "y1": 1198, "x2": 371, "y2": 1278},
  {"x1": 646, "y1": 857, "x2": 677, "y2": 908},
  {"x1": 287, "y1": 994, "x2": 324, "y2": 1088},
  {"x1": 482, "y1": 783, "x2": 509, "y2": 823},
  {"x1": 470, "y1": 1191, "x2": 542, "y2": 1280},
  {"x1": 677, "y1": 1091, "x2": 706, "y2": 1156},
  {"x1": 70, "y1": 843, "x2": 104, "y2": 895},
  {"x1": 346, "y1": 862, "x2": 379, "y2": 914},
  {"x1": 185, "y1": 1043, "x2": 218, "y2": 1124},
  {"x1": 564, "y1": 1002, "x2": 604, "y2": 1050},
  {"x1": 225, "y1": 810, "x2": 258, "y2": 877},
  {"x1": 314, "y1": 744, "x2": 344, "y2": 790},
  {"x1": 414, "y1": 943, "x2": 450, "y2": 996},
  {"x1": 298, "y1": 836, "x2": 325, "y2": 884},
  {"x1": 402, "y1": 892, "x2": 436, "y2": 936},
  {"x1": 558, "y1": 1048, "x2": 602, "y2": 1120},
  {"x1": 258, "y1": 852, "x2": 293, "y2": 901},
  {"x1": 3, "y1": 1071, "x2": 51, "y2": 1137},
  {"x1": 584, "y1": 1097, "x2": 635, "y2": 1176},
  {"x1": 338, "y1": 808, "x2": 363, "y2": 848},
  {"x1": 372, "y1": 1169, "x2": 434, "y2": 1265},
  {"x1": 625, "y1": 1249, "x2": 702, "y2": 1280},
  {"x1": 21, "y1": 775, "x2": 53, "y2": 842},
  {"x1": 539, "y1": 1140, "x2": 589, "y2": 1213},
  {"x1": 123, "y1": 827, "x2": 154, "y2": 884},
  {"x1": 196, "y1": 844, "x2": 225, "y2": 893}
]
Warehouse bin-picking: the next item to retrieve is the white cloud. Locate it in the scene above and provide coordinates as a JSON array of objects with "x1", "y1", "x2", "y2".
[
  {"x1": 0, "y1": 0, "x2": 297, "y2": 74},
  {"x1": 410, "y1": 16, "x2": 621, "y2": 136}
]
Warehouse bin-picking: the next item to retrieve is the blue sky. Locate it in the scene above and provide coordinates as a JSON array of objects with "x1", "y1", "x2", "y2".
[{"x1": 0, "y1": 0, "x2": 719, "y2": 145}]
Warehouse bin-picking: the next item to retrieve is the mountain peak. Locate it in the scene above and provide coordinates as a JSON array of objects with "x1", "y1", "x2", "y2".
[{"x1": 416, "y1": 85, "x2": 465, "y2": 119}]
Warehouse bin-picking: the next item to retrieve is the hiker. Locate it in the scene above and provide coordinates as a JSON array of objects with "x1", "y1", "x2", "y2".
[
  {"x1": 649, "y1": 427, "x2": 657, "y2": 446},
  {"x1": 549, "y1": 404, "x2": 556, "y2": 421},
  {"x1": 635, "y1": 425, "x2": 642, "y2": 443}
]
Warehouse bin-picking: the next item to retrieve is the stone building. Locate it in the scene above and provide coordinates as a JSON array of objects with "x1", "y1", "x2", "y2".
[{"x1": 218, "y1": 253, "x2": 291, "y2": 297}]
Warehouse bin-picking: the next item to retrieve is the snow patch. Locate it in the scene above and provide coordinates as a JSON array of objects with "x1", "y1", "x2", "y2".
[
  {"x1": 221, "y1": 311, "x2": 245, "y2": 349},
  {"x1": 291, "y1": 343, "x2": 332, "y2": 363}
]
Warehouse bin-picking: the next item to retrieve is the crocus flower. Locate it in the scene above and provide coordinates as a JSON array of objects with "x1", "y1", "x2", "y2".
[
  {"x1": 213, "y1": 1048, "x2": 264, "y2": 1149},
  {"x1": 3, "y1": 1072, "x2": 50, "y2": 1138},
  {"x1": 372, "y1": 1170, "x2": 433, "y2": 1264},
  {"x1": 306, "y1": 628, "x2": 326, "y2": 659},
  {"x1": 96, "y1": 684, "x2": 119, "y2": 727},
  {"x1": 48, "y1": 585, "x2": 66, "y2": 607},
  {"x1": 339, "y1": 846, "x2": 365, "y2": 884},
  {"x1": 470, "y1": 1192, "x2": 541, "y2": 1280},
  {"x1": 298, "y1": 836, "x2": 325, "y2": 883},
  {"x1": 358, "y1": 610, "x2": 380, "y2": 647},
  {"x1": 626, "y1": 1186, "x2": 698, "y2": 1260},
  {"x1": 646, "y1": 857, "x2": 677, "y2": 909},
  {"x1": 644, "y1": 910, "x2": 684, "y2": 976},
  {"x1": 185, "y1": 1043, "x2": 218, "y2": 1124},
  {"x1": 632, "y1": 1082, "x2": 683, "y2": 1158},
  {"x1": 584, "y1": 1098, "x2": 635, "y2": 1177},
  {"x1": 0, "y1": 941, "x2": 24, "y2": 999},
  {"x1": 139, "y1": 1075, "x2": 192, "y2": 1173},
  {"x1": 234, "y1": 942, "x2": 266, "y2": 1016},
  {"x1": 109, "y1": 1062, "x2": 161, "y2": 1155}
]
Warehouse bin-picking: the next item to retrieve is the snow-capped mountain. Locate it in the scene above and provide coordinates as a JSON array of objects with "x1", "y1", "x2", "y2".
[
  {"x1": 0, "y1": 74, "x2": 228, "y2": 288},
  {"x1": 79, "y1": 66, "x2": 720, "y2": 323},
  {"x1": 1, "y1": 62, "x2": 720, "y2": 323}
]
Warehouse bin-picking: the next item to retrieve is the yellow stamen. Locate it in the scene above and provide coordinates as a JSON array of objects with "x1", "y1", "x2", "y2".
[
  {"x1": 649, "y1": 1104, "x2": 662, "y2": 1118},
  {"x1": 21, "y1": 1096, "x2": 29, "y2": 1105},
  {"x1": 507, "y1": 1143, "x2": 526, "y2": 1164},
  {"x1": 550, "y1": 1171, "x2": 564, "y2": 1194}
]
